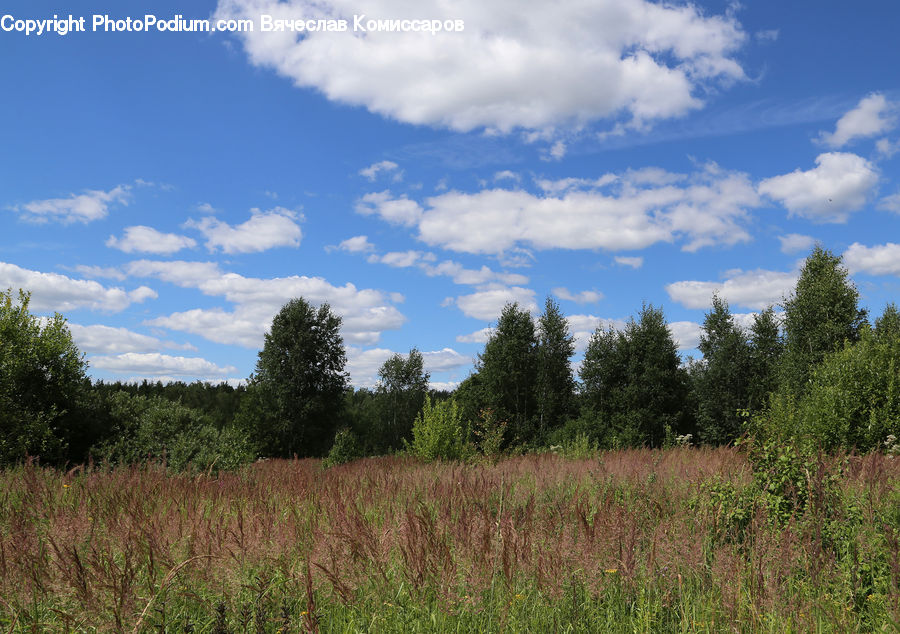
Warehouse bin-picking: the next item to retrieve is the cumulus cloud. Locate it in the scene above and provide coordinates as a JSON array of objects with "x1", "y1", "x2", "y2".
[
  {"x1": 456, "y1": 327, "x2": 494, "y2": 344},
  {"x1": 90, "y1": 353, "x2": 238, "y2": 378},
  {"x1": 186, "y1": 207, "x2": 303, "y2": 253},
  {"x1": 214, "y1": 0, "x2": 746, "y2": 134},
  {"x1": 106, "y1": 226, "x2": 197, "y2": 254},
  {"x1": 819, "y1": 93, "x2": 897, "y2": 148},
  {"x1": 843, "y1": 242, "x2": 900, "y2": 276},
  {"x1": 129, "y1": 259, "x2": 405, "y2": 347},
  {"x1": 553, "y1": 287, "x2": 603, "y2": 304},
  {"x1": 758, "y1": 152, "x2": 878, "y2": 222},
  {"x1": 335, "y1": 235, "x2": 375, "y2": 253},
  {"x1": 10, "y1": 185, "x2": 130, "y2": 224},
  {"x1": 669, "y1": 320, "x2": 702, "y2": 350},
  {"x1": 67, "y1": 324, "x2": 164, "y2": 354},
  {"x1": 0, "y1": 261, "x2": 156, "y2": 313},
  {"x1": 369, "y1": 250, "x2": 436, "y2": 268},
  {"x1": 355, "y1": 191, "x2": 423, "y2": 226},
  {"x1": 614, "y1": 255, "x2": 644, "y2": 268},
  {"x1": 359, "y1": 160, "x2": 400, "y2": 181},
  {"x1": 71, "y1": 265, "x2": 127, "y2": 281},
  {"x1": 371, "y1": 164, "x2": 760, "y2": 255},
  {"x1": 878, "y1": 193, "x2": 900, "y2": 214},
  {"x1": 666, "y1": 268, "x2": 797, "y2": 310},
  {"x1": 422, "y1": 348, "x2": 471, "y2": 372},
  {"x1": 778, "y1": 233, "x2": 816, "y2": 254},
  {"x1": 454, "y1": 285, "x2": 537, "y2": 321},
  {"x1": 566, "y1": 314, "x2": 626, "y2": 351}
]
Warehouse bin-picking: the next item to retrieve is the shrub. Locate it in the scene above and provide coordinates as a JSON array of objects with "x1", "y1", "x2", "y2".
[
  {"x1": 323, "y1": 428, "x2": 363, "y2": 468},
  {"x1": 0, "y1": 289, "x2": 88, "y2": 465},
  {"x1": 407, "y1": 396, "x2": 471, "y2": 461},
  {"x1": 95, "y1": 391, "x2": 254, "y2": 472}
]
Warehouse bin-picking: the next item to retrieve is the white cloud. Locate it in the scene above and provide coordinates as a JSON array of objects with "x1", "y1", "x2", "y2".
[
  {"x1": 71, "y1": 265, "x2": 126, "y2": 281},
  {"x1": 356, "y1": 191, "x2": 423, "y2": 226},
  {"x1": 336, "y1": 235, "x2": 375, "y2": 253},
  {"x1": 878, "y1": 193, "x2": 900, "y2": 214},
  {"x1": 778, "y1": 233, "x2": 816, "y2": 254},
  {"x1": 669, "y1": 320, "x2": 702, "y2": 350},
  {"x1": 455, "y1": 285, "x2": 537, "y2": 321},
  {"x1": 422, "y1": 348, "x2": 471, "y2": 372},
  {"x1": 456, "y1": 327, "x2": 493, "y2": 344},
  {"x1": 758, "y1": 152, "x2": 878, "y2": 222},
  {"x1": 10, "y1": 185, "x2": 130, "y2": 224},
  {"x1": 90, "y1": 353, "x2": 238, "y2": 378},
  {"x1": 68, "y1": 324, "x2": 164, "y2": 354},
  {"x1": 0, "y1": 261, "x2": 156, "y2": 313},
  {"x1": 186, "y1": 207, "x2": 303, "y2": 253},
  {"x1": 369, "y1": 250, "x2": 435, "y2": 268},
  {"x1": 666, "y1": 268, "x2": 797, "y2": 310},
  {"x1": 819, "y1": 93, "x2": 897, "y2": 148},
  {"x1": 614, "y1": 255, "x2": 643, "y2": 269},
  {"x1": 406, "y1": 164, "x2": 759, "y2": 255},
  {"x1": 553, "y1": 287, "x2": 603, "y2": 304},
  {"x1": 494, "y1": 170, "x2": 520, "y2": 183},
  {"x1": 359, "y1": 160, "x2": 400, "y2": 181},
  {"x1": 130, "y1": 260, "x2": 405, "y2": 347},
  {"x1": 106, "y1": 226, "x2": 197, "y2": 254},
  {"x1": 876, "y1": 138, "x2": 900, "y2": 159},
  {"x1": 843, "y1": 242, "x2": 900, "y2": 276},
  {"x1": 422, "y1": 260, "x2": 528, "y2": 286},
  {"x1": 215, "y1": 0, "x2": 746, "y2": 134}
]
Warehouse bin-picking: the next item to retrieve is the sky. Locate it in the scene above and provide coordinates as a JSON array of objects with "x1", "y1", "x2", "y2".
[{"x1": 1, "y1": 0, "x2": 899, "y2": 389}]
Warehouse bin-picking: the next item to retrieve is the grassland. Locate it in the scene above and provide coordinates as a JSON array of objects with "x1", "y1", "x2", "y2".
[{"x1": 1, "y1": 448, "x2": 898, "y2": 632}]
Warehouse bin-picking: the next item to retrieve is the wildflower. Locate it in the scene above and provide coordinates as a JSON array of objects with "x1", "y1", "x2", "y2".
[
  {"x1": 604, "y1": 568, "x2": 618, "y2": 574},
  {"x1": 515, "y1": 594, "x2": 524, "y2": 600},
  {"x1": 63, "y1": 484, "x2": 70, "y2": 488}
]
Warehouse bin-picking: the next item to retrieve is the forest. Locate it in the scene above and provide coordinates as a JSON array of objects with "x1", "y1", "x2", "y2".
[{"x1": 2, "y1": 245, "x2": 900, "y2": 471}]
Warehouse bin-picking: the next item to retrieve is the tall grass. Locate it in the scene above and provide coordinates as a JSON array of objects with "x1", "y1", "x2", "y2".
[{"x1": 0, "y1": 448, "x2": 897, "y2": 631}]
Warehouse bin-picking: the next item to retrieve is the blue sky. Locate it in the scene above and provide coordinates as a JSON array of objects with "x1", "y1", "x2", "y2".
[{"x1": 2, "y1": 0, "x2": 899, "y2": 389}]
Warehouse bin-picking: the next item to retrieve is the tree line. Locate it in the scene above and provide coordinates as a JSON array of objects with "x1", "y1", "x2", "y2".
[{"x1": 1, "y1": 245, "x2": 899, "y2": 469}]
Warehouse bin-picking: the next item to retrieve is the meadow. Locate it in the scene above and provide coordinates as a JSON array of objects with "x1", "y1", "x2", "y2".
[{"x1": 1, "y1": 447, "x2": 898, "y2": 632}]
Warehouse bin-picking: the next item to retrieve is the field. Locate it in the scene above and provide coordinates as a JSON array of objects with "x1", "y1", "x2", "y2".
[{"x1": 1, "y1": 448, "x2": 899, "y2": 632}]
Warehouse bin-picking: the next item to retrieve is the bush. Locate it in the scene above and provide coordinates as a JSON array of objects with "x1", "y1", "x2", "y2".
[
  {"x1": 406, "y1": 396, "x2": 471, "y2": 462},
  {"x1": 0, "y1": 289, "x2": 88, "y2": 465},
  {"x1": 95, "y1": 391, "x2": 254, "y2": 473},
  {"x1": 756, "y1": 327, "x2": 900, "y2": 451},
  {"x1": 323, "y1": 428, "x2": 363, "y2": 468}
]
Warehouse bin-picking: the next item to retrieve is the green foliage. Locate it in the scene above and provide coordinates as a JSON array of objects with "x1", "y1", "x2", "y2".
[
  {"x1": 0, "y1": 289, "x2": 88, "y2": 465},
  {"x1": 237, "y1": 298, "x2": 348, "y2": 457},
  {"x1": 407, "y1": 396, "x2": 471, "y2": 461},
  {"x1": 472, "y1": 408, "x2": 507, "y2": 460},
  {"x1": 323, "y1": 427, "x2": 364, "y2": 468},
  {"x1": 96, "y1": 391, "x2": 255, "y2": 472},
  {"x1": 781, "y1": 245, "x2": 867, "y2": 392},
  {"x1": 747, "y1": 306, "x2": 783, "y2": 412},
  {"x1": 694, "y1": 295, "x2": 753, "y2": 445},
  {"x1": 477, "y1": 303, "x2": 537, "y2": 445},
  {"x1": 374, "y1": 348, "x2": 430, "y2": 451},
  {"x1": 534, "y1": 297, "x2": 576, "y2": 438},
  {"x1": 579, "y1": 304, "x2": 690, "y2": 447}
]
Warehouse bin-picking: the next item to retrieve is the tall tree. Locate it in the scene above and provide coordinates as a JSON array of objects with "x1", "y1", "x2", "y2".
[
  {"x1": 781, "y1": 245, "x2": 867, "y2": 392},
  {"x1": 375, "y1": 348, "x2": 430, "y2": 451},
  {"x1": 580, "y1": 304, "x2": 689, "y2": 447},
  {"x1": 477, "y1": 303, "x2": 537, "y2": 445},
  {"x1": 238, "y1": 298, "x2": 347, "y2": 457},
  {"x1": 535, "y1": 297, "x2": 576, "y2": 437},
  {"x1": 694, "y1": 295, "x2": 752, "y2": 445},
  {"x1": 747, "y1": 306, "x2": 783, "y2": 412}
]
